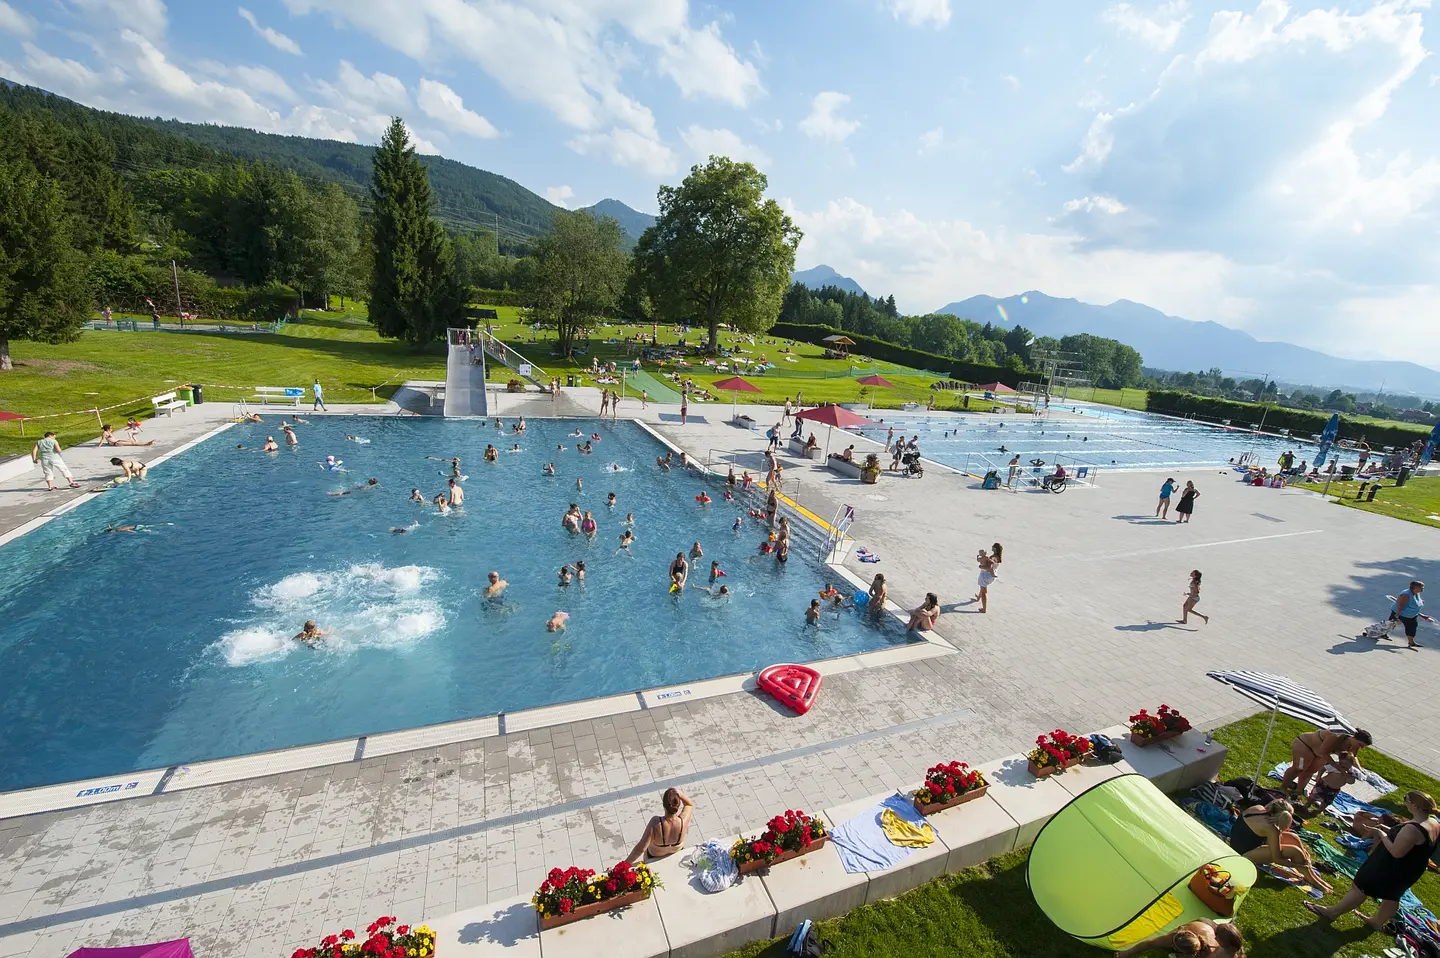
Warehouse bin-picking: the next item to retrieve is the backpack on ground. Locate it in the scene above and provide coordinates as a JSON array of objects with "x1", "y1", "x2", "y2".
[{"x1": 787, "y1": 920, "x2": 829, "y2": 956}]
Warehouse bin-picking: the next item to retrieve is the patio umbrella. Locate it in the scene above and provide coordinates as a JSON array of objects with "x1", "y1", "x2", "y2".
[
  {"x1": 855, "y1": 374, "x2": 895, "y2": 410},
  {"x1": 1206, "y1": 670, "x2": 1353, "y2": 781},
  {"x1": 1421, "y1": 419, "x2": 1440, "y2": 467},
  {"x1": 712, "y1": 375, "x2": 762, "y2": 418},
  {"x1": 795, "y1": 404, "x2": 879, "y2": 456}
]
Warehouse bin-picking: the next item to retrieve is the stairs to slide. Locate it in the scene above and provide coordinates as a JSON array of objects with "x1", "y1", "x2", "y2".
[
  {"x1": 444, "y1": 330, "x2": 488, "y2": 418},
  {"x1": 478, "y1": 329, "x2": 550, "y2": 389}
]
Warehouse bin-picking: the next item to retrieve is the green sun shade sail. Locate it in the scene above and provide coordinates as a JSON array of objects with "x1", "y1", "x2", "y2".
[{"x1": 1027, "y1": 774, "x2": 1256, "y2": 949}]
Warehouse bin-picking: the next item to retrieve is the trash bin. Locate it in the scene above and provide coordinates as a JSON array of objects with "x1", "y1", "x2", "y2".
[
  {"x1": 566, "y1": 375, "x2": 576, "y2": 387},
  {"x1": 177, "y1": 386, "x2": 194, "y2": 405},
  {"x1": 191, "y1": 384, "x2": 204, "y2": 404},
  {"x1": 1397, "y1": 466, "x2": 1411, "y2": 488}
]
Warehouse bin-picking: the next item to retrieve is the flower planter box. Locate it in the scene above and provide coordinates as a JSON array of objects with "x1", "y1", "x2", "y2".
[
  {"x1": 736, "y1": 836, "x2": 829, "y2": 875},
  {"x1": 733, "y1": 415, "x2": 758, "y2": 430},
  {"x1": 913, "y1": 784, "x2": 989, "y2": 816},
  {"x1": 538, "y1": 888, "x2": 651, "y2": 930},
  {"x1": 1130, "y1": 728, "x2": 1183, "y2": 748},
  {"x1": 1028, "y1": 756, "x2": 1083, "y2": 778}
]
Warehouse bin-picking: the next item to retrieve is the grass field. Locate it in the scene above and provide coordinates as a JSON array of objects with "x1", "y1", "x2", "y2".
[
  {"x1": 1296, "y1": 476, "x2": 1440, "y2": 529},
  {"x1": 725, "y1": 712, "x2": 1439, "y2": 958},
  {"x1": 1073, "y1": 385, "x2": 1149, "y2": 410}
]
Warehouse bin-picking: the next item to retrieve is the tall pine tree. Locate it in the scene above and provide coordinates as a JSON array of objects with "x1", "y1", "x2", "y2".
[{"x1": 368, "y1": 118, "x2": 463, "y2": 344}]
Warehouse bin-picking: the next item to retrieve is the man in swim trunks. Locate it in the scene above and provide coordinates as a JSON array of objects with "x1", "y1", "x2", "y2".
[
  {"x1": 546, "y1": 611, "x2": 568, "y2": 632},
  {"x1": 448, "y1": 478, "x2": 465, "y2": 507},
  {"x1": 328, "y1": 478, "x2": 379, "y2": 496},
  {"x1": 806, "y1": 600, "x2": 822, "y2": 625},
  {"x1": 484, "y1": 445, "x2": 498, "y2": 462},
  {"x1": 616, "y1": 529, "x2": 635, "y2": 556},
  {"x1": 484, "y1": 571, "x2": 508, "y2": 600},
  {"x1": 283, "y1": 425, "x2": 298, "y2": 446},
  {"x1": 544, "y1": 463, "x2": 556, "y2": 476}
]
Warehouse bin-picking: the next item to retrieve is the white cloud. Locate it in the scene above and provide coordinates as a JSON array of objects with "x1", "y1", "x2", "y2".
[
  {"x1": 417, "y1": 78, "x2": 498, "y2": 138},
  {"x1": 881, "y1": 0, "x2": 951, "y2": 28},
  {"x1": 799, "y1": 91, "x2": 860, "y2": 142},
  {"x1": 197, "y1": 60, "x2": 299, "y2": 103},
  {"x1": 1063, "y1": 195, "x2": 1129, "y2": 215},
  {"x1": 1062, "y1": 111, "x2": 1116, "y2": 173},
  {"x1": 567, "y1": 128, "x2": 677, "y2": 176},
  {"x1": 1001, "y1": 73, "x2": 1021, "y2": 90},
  {"x1": 69, "y1": 0, "x2": 166, "y2": 40},
  {"x1": 545, "y1": 185, "x2": 575, "y2": 207},
  {"x1": 313, "y1": 60, "x2": 409, "y2": 115},
  {"x1": 0, "y1": 0, "x2": 36, "y2": 37},
  {"x1": 1103, "y1": 1, "x2": 1189, "y2": 52},
  {"x1": 917, "y1": 126, "x2": 944, "y2": 154},
  {"x1": 679, "y1": 125, "x2": 771, "y2": 168},
  {"x1": 238, "y1": 6, "x2": 303, "y2": 55},
  {"x1": 657, "y1": 21, "x2": 763, "y2": 107}
]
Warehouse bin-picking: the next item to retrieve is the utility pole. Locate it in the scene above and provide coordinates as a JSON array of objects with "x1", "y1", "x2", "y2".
[{"x1": 171, "y1": 260, "x2": 184, "y2": 328}]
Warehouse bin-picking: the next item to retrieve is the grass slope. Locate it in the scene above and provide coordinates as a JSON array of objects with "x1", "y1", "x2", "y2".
[
  {"x1": 1296, "y1": 476, "x2": 1440, "y2": 530},
  {"x1": 726, "y1": 712, "x2": 1439, "y2": 958}
]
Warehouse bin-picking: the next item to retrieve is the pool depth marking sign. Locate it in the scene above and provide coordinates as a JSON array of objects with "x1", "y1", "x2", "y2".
[
  {"x1": 76, "y1": 780, "x2": 140, "y2": 797},
  {"x1": 654, "y1": 688, "x2": 693, "y2": 702}
]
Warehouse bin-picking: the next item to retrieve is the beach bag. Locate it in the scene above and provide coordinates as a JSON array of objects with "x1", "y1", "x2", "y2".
[
  {"x1": 1359, "y1": 616, "x2": 1396, "y2": 640},
  {"x1": 787, "y1": 920, "x2": 830, "y2": 956},
  {"x1": 683, "y1": 840, "x2": 738, "y2": 893}
]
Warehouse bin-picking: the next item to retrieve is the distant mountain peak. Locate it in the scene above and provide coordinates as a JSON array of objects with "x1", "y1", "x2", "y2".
[
  {"x1": 579, "y1": 198, "x2": 655, "y2": 245},
  {"x1": 791, "y1": 264, "x2": 867, "y2": 297}
]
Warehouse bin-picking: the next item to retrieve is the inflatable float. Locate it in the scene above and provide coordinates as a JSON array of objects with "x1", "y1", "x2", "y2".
[{"x1": 757, "y1": 663, "x2": 823, "y2": 715}]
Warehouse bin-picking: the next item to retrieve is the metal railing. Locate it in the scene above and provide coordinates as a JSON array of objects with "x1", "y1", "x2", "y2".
[{"x1": 822, "y1": 504, "x2": 855, "y2": 563}]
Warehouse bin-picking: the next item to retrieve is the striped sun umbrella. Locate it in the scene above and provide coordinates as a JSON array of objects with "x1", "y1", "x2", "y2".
[{"x1": 1207, "y1": 670, "x2": 1353, "y2": 780}]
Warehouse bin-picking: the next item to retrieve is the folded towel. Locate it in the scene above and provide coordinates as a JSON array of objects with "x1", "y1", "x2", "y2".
[{"x1": 880, "y1": 808, "x2": 935, "y2": 847}]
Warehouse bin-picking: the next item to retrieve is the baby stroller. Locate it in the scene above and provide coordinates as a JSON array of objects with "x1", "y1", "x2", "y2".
[{"x1": 900, "y1": 450, "x2": 924, "y2": 478}]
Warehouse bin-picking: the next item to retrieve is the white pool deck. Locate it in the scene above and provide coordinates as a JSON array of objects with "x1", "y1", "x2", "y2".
[{"x1": 0, "y1": 385, "x2": 1436, "y2": 958}]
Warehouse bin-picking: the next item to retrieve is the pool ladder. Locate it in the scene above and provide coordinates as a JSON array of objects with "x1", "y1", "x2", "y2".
[{"x1": 821, "y1": 504, "x2": 855, "y2": 563}]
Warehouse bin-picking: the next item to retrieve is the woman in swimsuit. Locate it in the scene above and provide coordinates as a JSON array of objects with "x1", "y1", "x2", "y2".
[
  {"x1": 907, "y1": 593, "x2": 940, "y2": 631},
  {"x1": 627, "y1": 788, "x2": 695, "y2": 862},
  {"x1": 1115, "y1": 919, "x2": 1244, "y2": 958},
  {"x1": 1280, "y1": 728, "x2": 1372, "y2": 794},
  {"x1": 669, "y1": 553, "x2": 689, "y2": 590},
  {"x1": 99, "y1": 425, "x2": 154, "y2": 447},
  {"x1": 1306, "y1": 790, "x2": 1439, "y2": 930},
  {"x1": 1226, "y1": 799, "x2": 1331, "y2": 893},
  {"x1": 974, "y1": 550, "x2": 997, "y2": 613},
  {"x1": 580, "y1": 511, "x2": 597, "y2": 537},
  {"x1": 110, "y1": 457, "x2": 148, "y2": 479},
  {"x1": 1181, "y1": 570, "x2": 1209, "y2": 624},
  {"x1": 867, "y1": 573, "x2": 887, "y2": 617}
]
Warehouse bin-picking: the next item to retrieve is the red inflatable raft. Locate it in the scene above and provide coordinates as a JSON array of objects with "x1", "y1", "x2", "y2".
[{"x1": 757, "y1": 664, "x2": 823, "y2": 715}]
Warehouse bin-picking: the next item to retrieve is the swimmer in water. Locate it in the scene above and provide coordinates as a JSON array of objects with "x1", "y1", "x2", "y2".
[
  {"x1": 696, "y1": 490, "x2": 711, "y2": 504},
  {"x1": 723, "y1": 488, "x2": 734, "y2": 502},
  {"x1": 609, "y1": 463, "x2": 624, "y2": 472},
  {"x1": 575, "y1": 560, "x2": 586, "y2": 582},
  {"x1": 580, "y1": 510, "x2": 597, "y2": 537},
  {"x1": 562, "y1": 504, "x2": 582, "y2": 532},
  {"x1": 732, "y1": 515, "x2": 743, "y2": 532},
  {"x1": 263, "y1": 436, "x2": 278, "y2": 452},
  {"x1": 590, "y1": 433, "x2": 602, "y2": 441},
  {"x1": 656, "y1": 453, "x2": 672, "y2": 471},
  {"x1": 578, "y1": 442, "x2": 593, "y2": 454},
  {"x1": 294, "y1": 619, "x2": 329, "y2": 646},
  {"x1": 625, "y1": 512, "x2": 635, "y2": 525},
  {"x1": 390, "y1": 521, "x2": 419, "y2": 534},
  {"x1": 510, "y1": 444, "x2": 522, "y2": 453},
  {"x1": 546, "y1": 610, "x2": 569, "y2": 632},
  {"x1": 606, "y1": 492, "x2": 617, "y2": 508},
  {"x1": 558, "y1": 565, "x2": 573, "y2": 586},
  {"x1": 690, "y1": 541, "x2": 704, "y2": 559},
  {"x1": 484, "y1": 571, "x2": 508, "y2": 599},
  {"x1": 708, "y1": 585, "x2": 731, "y2": 599},
  {"x1": 345, "y1": 435, "x2": 370, "y2": 444},
  {"x1": 283, "y1": 424, "x2": 298, "y2": 446},
  {"x1": 105, "y1": 523, "x2": 140, "y2": 533},
  {"x1": 570, "y1": 429, "x2": 585, "y2": 438},
  {"x1": 557, "y1": 444, "x2": 567, "y2": 453},
  {"x1": 427, "y1": 456, "x2": 462, "y2": 477},
  {"x1": 447, "y1": 478, "x2": 465, "y2": 507},
  {"x1": 434, "y1": 493, "x2": 450, "y2": 514},
  {"x1": 484, "y1": 445, "x2": 498, "y2": 462},
  {"x1": 616, "y1": 529, "x2": 635, "y2": 555},
  {"x1": 576, "y1": 476, "x2": 584, "y2": 492},
  {"x1": 806, "y1": 600, "x2": 822, "y2": 625},
  {"x1": 328, "y1": 477, "x2": 379, "y2": 496},
  {"x1": 320, "y1": 455, "x2": 343, "y2": 471},
  {"x1": 239, "y1": 412, "x2": 263, "y2": 424},
  {"x1": 410, "y1": 488, "x2": 425, "y2": 502},
  {"x1": 544, "y1": 463, "x2": 556, "y2": 476},
  {"x1": 669, "y1": 552, "x2": 689, "y2": 591},
  {"x1": 290, "y1": 415, "x2": 310, "y2": 425},
  {"x1": 709, "y1": 560, "x2": 725, "y2": 583},
  {"x1": 514, "y1": 416, "x2": 527, "y2": 434}
]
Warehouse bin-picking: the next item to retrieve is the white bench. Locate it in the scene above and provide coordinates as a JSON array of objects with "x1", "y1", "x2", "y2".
[
  {"x1": 150, "y1": 392, "x2": 188, "y2": 416},
  {"x1": 253, "y1": 386, "x2": 304, "y2": 406}
]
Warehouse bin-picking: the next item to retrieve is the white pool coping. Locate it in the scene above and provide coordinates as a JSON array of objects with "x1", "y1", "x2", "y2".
[{"x1": 0, "y1": 418, "x2": 951, "y2": 819}]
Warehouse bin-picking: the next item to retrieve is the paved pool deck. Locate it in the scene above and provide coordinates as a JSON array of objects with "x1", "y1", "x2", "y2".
[{"x1": 1, "y1": 388, "x2": 1436, "y2": 958}]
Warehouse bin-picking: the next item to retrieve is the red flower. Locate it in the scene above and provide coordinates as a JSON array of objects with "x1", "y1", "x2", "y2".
[
  {"x1": 559, "y1": 898, "x2": 573, "y2": 914},
  {"x1": 604, "y1": 879, "x2": 618, "y2": 893},
  {"x1": 341, "y1": 931, "x2": 355, "y2": 941},
  {"x1": 395, "y1": 926, "x2": 409, "y2": 936}
]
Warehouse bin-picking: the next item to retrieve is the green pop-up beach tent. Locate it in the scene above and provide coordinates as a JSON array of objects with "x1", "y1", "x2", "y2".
[{"x1": 1027, "y1": 774, "x2": 1257, "y2": 950}]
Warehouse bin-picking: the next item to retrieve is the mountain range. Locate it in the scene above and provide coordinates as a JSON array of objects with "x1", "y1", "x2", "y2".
[
  {"x1": 936, "y1": 292, "x2": 1440, "y2": 397},
  {"x1": 791, "y1": 265, "x2": 867, "y2": 295},
  {"x1": 581, "y1": 199, "x2": 655, "y2": 246}
]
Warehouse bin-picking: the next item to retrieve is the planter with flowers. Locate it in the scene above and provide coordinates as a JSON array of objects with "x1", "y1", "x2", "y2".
[
  {"x1": 292, "y1": 917, "x2": 434, "y2": 958},
  {"x1": 1129, "y1": 705, "x2": 1192, "y2": 747},
  {"x1": 1027, "y1": 730, "x2": 1092, "y2": 777},
  {"x1": 531, "y1": 860, "x2": 660, "y2": 930},
  {"x1": 912, "y1": 761, "x2": 989, "y2": 815},
  {"x1": 731, "y1": 809, "x2": 829, "y2": 875}
]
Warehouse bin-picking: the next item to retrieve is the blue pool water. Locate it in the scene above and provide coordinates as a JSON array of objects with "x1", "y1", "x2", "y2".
[
  {"x1": 852, "y1": 404, "x2": 1361, "y2": 471},
  {"x1": 0, "y1": 418, "x2": 906, "y2": 792}
]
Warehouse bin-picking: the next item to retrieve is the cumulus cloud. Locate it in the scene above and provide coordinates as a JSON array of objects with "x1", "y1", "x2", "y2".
[
  {"x1": 313, "y1": 60, "x2": 409, "y2": 115},
  {"x1": 0, "y1": 0, "x2": 36, "y2": 37},
  {"x1": 799, "y1": 91, "x2": 860, "y2": 142},
  {"x1": 1062, "y1": 195, "x2": 1128, "y2": 215},
  {"x1": 568, "y1": 128, "x2": 677, "y2": 175},
  {"x1": 679, "y1": 125, "x2": 771, "y2": 167},
  {"x1": 545, "y1": 185, "x2": 575, "y2": 207},
  {"x1": 69, "y1": 0, "x2": 166, "y2": 39},
  {"x1": 238, "y1": 6, "x2": 303, "y2": 55},
  {"x1": 881, "y1": 0, "x2": 951, "y2": 28},
  {"x1": 917, "y1": 126, "x2": 944, "y2": 154},
  {"x1": 1103, "y1": 1, "x2": 1189, "y2": 51},
  {"x1": 417, "y1": 79, "x2": 498, "y2": 138}
]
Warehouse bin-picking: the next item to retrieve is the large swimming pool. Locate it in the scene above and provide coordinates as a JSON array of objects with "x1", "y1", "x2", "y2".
[
  {"x1": 0, "y1": 418, "x2": 906, "y2": 792},
  {"x1": 853, "y1": 404, "x2": 1360, "y2": 471}
]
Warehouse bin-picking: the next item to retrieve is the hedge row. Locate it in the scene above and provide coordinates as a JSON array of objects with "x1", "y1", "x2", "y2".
[
  {"x1": 1146, "y1": 390, "x2": 1429, "y2": 449},
  {"x1": 468, "y1": 287, "x2": 527, "y2": 308},
  {"x1": 769, "y1": 322, "x2": 1031, "y2": 387}
]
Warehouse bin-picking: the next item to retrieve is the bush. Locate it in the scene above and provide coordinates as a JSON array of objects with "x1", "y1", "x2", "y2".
[
  {"x1": 1146, "y1": 390, "x2": 1429, "y2": 449},
  {"x1": 469, "y1": 287, "x2": 527, "y2": 308},
  {"x1": 770, "y1": 322, "x2": 1032, "y2": 387}
]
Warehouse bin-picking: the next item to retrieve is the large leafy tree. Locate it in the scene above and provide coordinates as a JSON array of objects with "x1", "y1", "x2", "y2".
[
  {"x1": 523, "y1": 211, "x2": 627, "y2": 358},
  {"x1": 632, "y1": 156, "x2": 801, "y2": 351},
  {"x1": 368, "y1": 118, "x2": 464, "y2": 344},
  {"x1": 0, "y1": 160, "x2": 91, "y2": 370}
]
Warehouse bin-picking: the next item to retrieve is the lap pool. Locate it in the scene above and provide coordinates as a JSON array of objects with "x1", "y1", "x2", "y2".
[{"x1": 0, "y1": 417, "x2": 908, "y2": 792}]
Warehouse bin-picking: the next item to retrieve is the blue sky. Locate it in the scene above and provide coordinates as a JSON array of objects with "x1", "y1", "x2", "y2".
[{"x1": 1, "y1": 0, "x2": 1438, "y2": 365}]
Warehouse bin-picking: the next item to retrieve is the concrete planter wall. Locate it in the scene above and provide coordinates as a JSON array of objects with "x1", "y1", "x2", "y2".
[
  {"x1": 788, "y1": 438, "x2": 822, "y2": 461},
  {"x1": 827, "y1": 456, "x2": 863, "y2": 479}
]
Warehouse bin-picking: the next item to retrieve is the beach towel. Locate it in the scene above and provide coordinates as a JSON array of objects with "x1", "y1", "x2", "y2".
[
  {"x1": 1269, "y1": 762, "x2": 1395, "y2": 804},
  {"x1": 879, "y1": 808, "x2": 935, "y2": 847},
  {"x1": 831, "y1": 793, "x2": 929, "y2": 873}
]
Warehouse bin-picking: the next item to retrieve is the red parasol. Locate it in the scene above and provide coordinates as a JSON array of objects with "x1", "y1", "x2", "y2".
[
  {"x1": 974, "y1": 382, "x2": 1016, "y2": 394},
  {"x1": 855, "y1": 373, "x2": 895, "y2": 408},
  {"x1": 713, "y1": 376, "x2": 762, "y2": 418},
  {"x1": 794, "y1": 405, "x2": 879, "y2": 456}
]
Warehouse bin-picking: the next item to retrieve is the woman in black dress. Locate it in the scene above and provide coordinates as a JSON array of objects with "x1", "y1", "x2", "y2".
[
  {"x1": 1306, "y1": 790, "x2": 1438, "y2": 930},
  {"x1": 1175, "y1": 481, "x2": 1199, "y2": 524}
]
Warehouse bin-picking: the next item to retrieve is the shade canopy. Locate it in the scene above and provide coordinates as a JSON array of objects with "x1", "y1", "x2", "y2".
[
  {"x1": 1028, "y1": 775, "x2": 1256, "y2": 949},
  {"x1": 821, "y1": 334, "x2": 856, "y2": 345},
  {"x1": 0, "y1": 411, "x2": 28, "y2": 421},
  {"x1": 795, "y1": 405, "x2": 879, "y2": 429},
  {"x1": 69, "y1": 940, "x2": 193, "y2": 958},
  {"x1": 974, "y1": 382, "x2": 1016, "y2": 393},
  {"x1": 1206, "y1": 670, "x2": 1352, "y2": 732},
  {"x1": 855, "y1": 374, "x2": 895, "y2": 388},
  {"x1": 712, "y1": 376, "x2": 762, "y2": 393}
]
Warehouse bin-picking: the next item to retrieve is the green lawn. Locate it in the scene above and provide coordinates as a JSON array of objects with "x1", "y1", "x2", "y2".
[
  {"x1": 1296, "y1": 476, "x2": 1440, "y2": 530},
  {"x1": 725, "y1": 713, "x2": 1439, "y2": 958},
  {"x1": 0, "y1": 305, "x2": 444, "y2": 458}
]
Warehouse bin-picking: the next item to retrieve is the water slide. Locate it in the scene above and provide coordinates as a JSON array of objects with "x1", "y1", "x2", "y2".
[{"x1": 444, "y1": 338, "x2": 488, "y2": 417}]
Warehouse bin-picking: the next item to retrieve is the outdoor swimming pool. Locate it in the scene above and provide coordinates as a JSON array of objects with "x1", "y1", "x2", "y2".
[
  {"x1": 853, "y1": 404, "x2": 1360, "y2": 472},
  {"x1": 0, "y1": 418, "x2": 907, "y2": 792}
]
